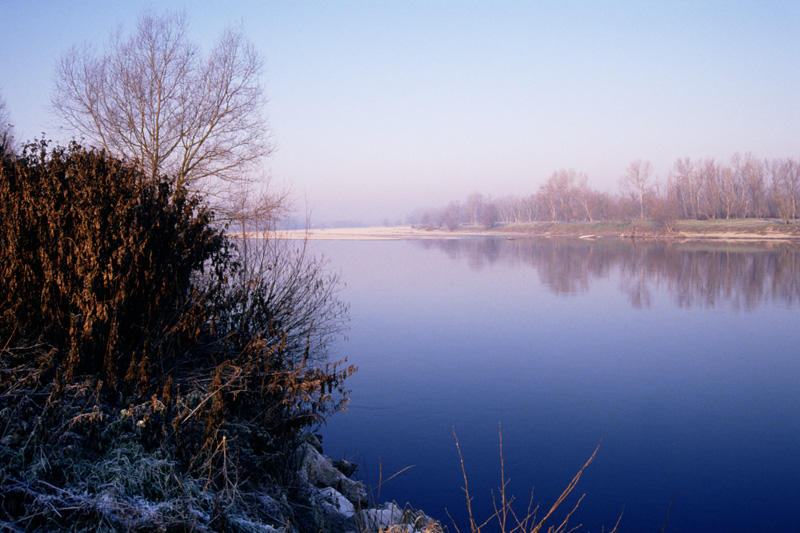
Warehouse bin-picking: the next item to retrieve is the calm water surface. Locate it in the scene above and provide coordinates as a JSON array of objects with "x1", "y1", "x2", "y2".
[{"x1": 313, "y1": 238, "x2": 800, "y2": 532}]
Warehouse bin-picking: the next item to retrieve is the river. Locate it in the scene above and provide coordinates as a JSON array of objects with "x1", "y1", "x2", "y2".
[{"x1": 311, "y1": 237, "x2": 800, "y2": 532}]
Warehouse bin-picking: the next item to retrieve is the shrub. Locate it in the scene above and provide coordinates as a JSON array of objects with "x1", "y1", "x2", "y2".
[
  {"x1": 0, "y1": 140, "x2": 228, "y2": 391},
  {"x1": 0, "y1": 141, "x2": 353, "y2": 529}
]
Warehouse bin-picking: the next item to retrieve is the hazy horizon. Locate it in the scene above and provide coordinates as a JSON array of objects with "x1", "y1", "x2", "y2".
[{"x1": 2, "y1": 1, "x2": 798, "y2": 225}]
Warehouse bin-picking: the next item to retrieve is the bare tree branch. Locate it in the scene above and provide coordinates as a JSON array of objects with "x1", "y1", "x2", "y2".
[
  {"x1": 0, "y1": 91, "x2": 16, "y2": 154},
  {"x1": 51, "y1": 10, "x2": 272, "y2": 196}
]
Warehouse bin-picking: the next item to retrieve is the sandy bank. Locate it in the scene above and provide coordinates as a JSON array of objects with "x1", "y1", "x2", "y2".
[
  {"x1": 268, "y1": 226, "x2": 488, "y2": 240},
  {"x1": 242, "y1": 223, "x2": 800, "y2": 243}
]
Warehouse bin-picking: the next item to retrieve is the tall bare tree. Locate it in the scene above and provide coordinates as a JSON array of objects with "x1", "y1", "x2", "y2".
[
  {"x1": 539, "y1": 169, "x2": 579, "y2": 222},
  {"x1": 464, "y1": 192, "x2": 486, "y2": 225},
  {"x1": 574, "y1": 172, "x2": 596, "y2": 222},
  {"x1": 698, "y1": 158, "x2": 725, "y2": 219},
  {"x1": 738, "y1": 153, "x2": 766, "y2": 218},
  {"x1": 672, "y1": 157, "x2": 697, "y2": 219},
  {"x1": 770, "y1": 158, "x2": 800, "y2": 223},
  {"x1": 620, "y1": 160, "x2": 653, "y2": 220},
  {"x1": 650, "y1": 176, "x2": 682, "y2": 231},
  {"x1": 52, "y1": 10, "x2": 271, "y2": 196}
]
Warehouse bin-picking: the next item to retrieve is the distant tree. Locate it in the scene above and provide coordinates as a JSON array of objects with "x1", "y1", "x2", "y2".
[
  {"x1": 52, "y1": 10, "x2": 271, "y2": 199},
  {"x1": 539, "y1": 169, "x2": 579, "y2": 222},
  {"x1": 592, "y1": 191, "x2": 619, "y2": 221},
  {"x1": 650, "y1": 177, "x2": 682, "y2": 231},
  {"x1": 672, "y1": 157, "x2": 698, "y2": 219},
  {"x1": 464, "y1": 192, "x2": 486, "y2": 225},
  {"x1": 573, "y1": 172, "x2": 596, "y2": 222},
  {"x1": 441, "y1": 200, "x2": 462, "y2": 230},
  {"x1": 480, "y1": 201, "x2": 500, "y2": 228},
  {"x1": 769, "y1": 158, "x2": 800, "y2": 223},
  {"x1": 697, "y1": 159, "x2": 723, "y2": 219},
  {"x1": 719, "y1": 157, "x2": 744, "y2": 219},
  {"x1": 493, "y1": 196, "x2": 514, "y2": 224},
  {"x1": 620, "y1": 160, "x2": 653, "y2": 221},
  {"x1": 520, "y1": 193, "x2": 538, "y2": 221},
  {"x1": 411, "y1": 209, "x2": 436, "y2": 229},
  {"x1": 738, "y1": 153, "x2": 767, "y2": 218},
  {"x1": 407, "y1": 153, "x2": 800, "y2": 228}
]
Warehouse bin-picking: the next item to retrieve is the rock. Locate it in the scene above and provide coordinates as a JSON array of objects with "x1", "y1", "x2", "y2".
[
  {"x1": 305, "y1": 433, "x2": 324, "y2": 453},
  {"x1": 292, "y1": 439, "x2": 440, "y2": 532},
  {"x1": 356, "y1": 502, "x2": 405, "y2": 532},
  {"x1": 406, "y1": 510, "x2": 437, "y2": 532},
  {"x1": 228, "y1": 516, "x2": 283, "y2": 533},
  {"x1": 297, "y1": 442, "x2": 343, "y2": 488},
  {"x1": 316, "y1": 487, "x2": 356, "y2": 518},
  {"x1": 304, "y1": 486, "x2": 356, "y2": 533},
  {"x1": 253, "y1": 493, "x2": 288, "y2": 525},
  {"x1": 296, "y1": 443, "x2": 368, "y2": 505},
  {"x1": 356, "y1": 503, "x2": 439, "y2": 533},
  {"x1": 339, "y1": 477, "x2": 368, "y2": 505},
  {"x1": 333, "y1": 458, "x2": 358, "y2": 477}
]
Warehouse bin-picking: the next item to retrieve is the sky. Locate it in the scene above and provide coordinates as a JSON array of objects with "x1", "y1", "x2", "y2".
[{"x1": 1, "y1": 1, "x2": 799, "y2": 225}]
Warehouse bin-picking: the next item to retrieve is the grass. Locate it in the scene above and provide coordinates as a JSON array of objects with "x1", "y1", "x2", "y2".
[
  {"x1": 0, "y1": 370, "x2": 294, "y2": 532},
  {"x1": 447, "y1": 425, "x2": 622, "y2": 533},
  {"x1": 447, "y1": 219, "x2": 800, "y2": 240},
  {"x1": 1, "y1": 383, "x2": 628, "y2": 533},
  {"x1": 673, "y1": 218, "x2": 800, "y2": 234}
]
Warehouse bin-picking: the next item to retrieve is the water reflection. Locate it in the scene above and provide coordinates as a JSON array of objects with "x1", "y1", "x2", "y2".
[{"x1": 416, "y1": 238, "x2": 800, "y2": 310}]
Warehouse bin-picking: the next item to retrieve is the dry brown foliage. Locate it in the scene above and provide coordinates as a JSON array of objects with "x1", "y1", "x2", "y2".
[{"x1": 0, "y1": 142, "x2": 353, "y2": 530}]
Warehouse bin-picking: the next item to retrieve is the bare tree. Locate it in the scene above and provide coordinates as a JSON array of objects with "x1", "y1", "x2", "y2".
[
  {"x1": 718, "y1": 159, "x2": 742, "y2": 219},
  {"x1": 672, "y1": 157, "x2": 699, "y2": 219},
  {"x1": 650, "y1": 176, "x2": 682, "y2": 231},
  {"x1": 539, "y1": 169, "x2": 579, "y2": 222},
  {"x1": 52, "y1": 10, "x2": 271, "y2": 196},
  {"x1": 50, "y1": 11, "x2": 353, "y2": 381},
  {"x1": 520, "y1": 193, "x2": 538, "y2": 222},
  {"x1": 620, "y1": 160, "x2": 653, "y2": 221},
  {"x1": 738, "y1": 153, "x2": 767, "y2": 218},
  {"x1": 770, "y1": 158, "x2": 800, "y2": 223},
  {"x1": 0, "y1": 92, "x2": 15, "y2": 154},
  {"x1": 573, "y1": 172, "x2": 596, "y2": 222},
  {"x1": 697, "y1": 158, "x2": 723, "y2": 219},
  {"x1": 480, "y1": 201, "x2": 500, "y2": 228},
  {"x1": 441, "y1": 200, "x2": 463, "y2": 230},
  {"x1": 464, "y1": 192, "x2": 486, "y2": 225},
  {"x1": 493, "y1": 196, "x2": 516, "y2": 224}
]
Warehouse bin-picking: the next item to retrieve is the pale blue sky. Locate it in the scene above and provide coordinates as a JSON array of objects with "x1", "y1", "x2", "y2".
[{"x1": 2, "y1": 1, "x2": 798, "y2": 224}]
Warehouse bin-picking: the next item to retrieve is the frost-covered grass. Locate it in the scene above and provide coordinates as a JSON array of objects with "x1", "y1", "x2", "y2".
[{"x1": 0, "y1": 375, "x2": 291, "y2": 532}]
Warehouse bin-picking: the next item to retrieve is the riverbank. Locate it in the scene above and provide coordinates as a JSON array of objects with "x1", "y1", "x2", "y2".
[{"x1": 267, "y1": 219, "x2": 800, "y2": 242}]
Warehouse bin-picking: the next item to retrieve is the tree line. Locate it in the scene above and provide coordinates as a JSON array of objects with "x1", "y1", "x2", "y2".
[{"x1": 409, "y1": 155, "x2": 800, "y2": 230}]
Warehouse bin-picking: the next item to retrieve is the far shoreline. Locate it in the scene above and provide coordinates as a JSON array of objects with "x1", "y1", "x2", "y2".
[{"x1": 252, "y1": 219, "x2": 800, "y2": 243}]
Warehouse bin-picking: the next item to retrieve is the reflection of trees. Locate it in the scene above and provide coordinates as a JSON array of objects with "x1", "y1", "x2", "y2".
[
  {"x1": 416, "y1": 238, "x2": 800, "y2": 310},
  {"x1": 418, "y1": 238, "x2": 503, "y2": 271}
]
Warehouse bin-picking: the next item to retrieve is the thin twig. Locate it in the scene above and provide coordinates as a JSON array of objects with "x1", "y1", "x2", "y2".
[
  {"x1": 453, "y1": 427, "x2": 478, "y2": 533},
  {"x1": 366, "y1": 464, "x2": 416, "y2": 501},
  {"x1": 660, "y1": 495, "x2": 674, "y2": 533},
  {"x1": 532, "y1": 440, "x2": 601, "y2": 532},
  {"x1": 606, "y1": 505, "x2": 624, "y2": 533}
]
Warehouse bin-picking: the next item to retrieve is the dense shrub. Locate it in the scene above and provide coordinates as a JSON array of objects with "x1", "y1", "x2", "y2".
[
  {"x1": 0, "y1": 142, "x2": 353, "y2": 530},
  {"x1": 0, "y1": 140, "x2": 228, "y2": 391}
]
